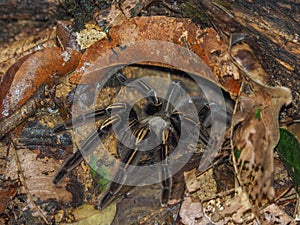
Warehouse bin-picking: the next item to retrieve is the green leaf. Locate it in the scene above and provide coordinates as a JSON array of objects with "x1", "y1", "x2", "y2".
[
  {"x1": 255, "y1": 107, "x2": 261, "y2": 120},
  {"x1": 234, "y1": 147, "x2": 242, "y2": 160},
  {"x1": 90, "y1": 155, "x2": 110, "y2": 191},
  {"x1": 277, "y1": 128, "x2": 300, "y2": 194}
]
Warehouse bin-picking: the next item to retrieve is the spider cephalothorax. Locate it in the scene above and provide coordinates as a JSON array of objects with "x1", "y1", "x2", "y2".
[{"x1": 52, "y1": 70, "x2": 232, "y2": 209}]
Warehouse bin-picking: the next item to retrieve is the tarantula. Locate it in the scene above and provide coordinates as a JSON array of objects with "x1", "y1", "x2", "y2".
[{"x1": 52, "y1": 70, "x2": 232, "y2": 209}]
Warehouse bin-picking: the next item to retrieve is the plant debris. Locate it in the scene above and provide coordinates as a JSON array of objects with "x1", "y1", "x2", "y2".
[
  {"x1": 223, "y1": 37, "x2": 293, "y2": 223},
  {"x1": 0, "y1": 0, "x2": 298, "y2": 224}
]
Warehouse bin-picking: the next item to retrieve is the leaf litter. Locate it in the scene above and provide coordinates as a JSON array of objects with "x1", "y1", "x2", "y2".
[
  {"x1": 220, "y1": 36, "x2": 293, "y2": 223},
  {"x1": 0, "y1": 0, "x2": 298, "y2": 224}
]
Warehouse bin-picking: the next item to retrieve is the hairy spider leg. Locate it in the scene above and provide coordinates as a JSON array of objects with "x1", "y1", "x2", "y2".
[
  {"x1": 162, "y1": 80, "x2": 188, "y2": 116},
  {"x1": 98, "y1": 125, "x2": 150, "y2": 209},
  {"x1": 52, "y1": 74, "x2": 166, "y2": 204},
  {"x1": 99, "y1": 79, "x2": 215, "y2": 208},
  {"x1": 147, "y1": 80, "x2": 186, "y2": 206},
  {"x1": 99, "y1": 79, "x2": 185, "y2": 208},
  {"x1": 156, "y1": 80, "x2": 215, "y2": 205},
  {"x1": 52, "y1": 74, "x2": 223, "y2": 209},
  {"x1": 53, "y1": 102, "x2": 127, "y2": 133},
  {"x1": 52, "y1": 103, "x2": 138, "y2": 184},
  {"x1": 116, "y1": 73, "x2": 162, "y2": 112},
  {"x1": 160, "y1": 80, "x2": 210, "y2": 145},
  {"x1": 159, "y1": 128, "x2": 173, "y2": 206},
  {"x1": 171, "y1": 95, "x2": 211, "y2": 145},
  {"x1": 157, "y1": 80, "x2": 210, "y2": 206},
  {"x1": 54, "y1": 70, "x2": 163, "y2": 134}
]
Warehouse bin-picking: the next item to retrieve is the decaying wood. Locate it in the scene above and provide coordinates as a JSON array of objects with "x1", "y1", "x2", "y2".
[
  {"x1": 1, "y1": 1, "x2": 298, "y2": 118},
  {"x1": 0, "y1": 0, "x2": 298, "y2": 223},
  {"x1": 189, "y1": 0, "x2": 299, "y2": 118}
]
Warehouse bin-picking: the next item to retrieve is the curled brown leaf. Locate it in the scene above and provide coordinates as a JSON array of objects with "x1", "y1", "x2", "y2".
[
  {"x1": 0, "y1": 47, "x2": 81, "y2": 120},
  {"x1": 69, "y1": 16, "x2": 240, "y2": 95}
]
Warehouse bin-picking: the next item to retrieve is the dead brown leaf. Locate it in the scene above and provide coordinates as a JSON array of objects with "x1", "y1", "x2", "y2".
[
  {"x1": 221, "y1": 38, "x2": 293, "y2": 222},
  {"x1": 0, "y1": 47, "x2": 81, "y2": 120},
  {"x1": 179, "y1": 197, "x2": 211, "y2": 225},
  {"x1": 220, "y1": 187, "x2": 253, "y2": 223},
  {"x1": 183, "y1": 169, "x2": 200, "y2": 193},
  {"x1": 233, "y1": 80, "x2": 292, "y2": 202},
  {"x1": 94, "y1": 0, "x2": 153, "y2": 28},
  {"x1": 6, "y1": 147, "x2": 72, "y2": 202},
  {"x1": 0, "y1": 28, "x2": 57, "y2": 76},
  {"x1": 253, "y1": 204, "x2": 295, "y2": 225},
  {"x1": 0, "y1": 183, "x2": 17, "y2": 214},
  {"x1": 69, "y1": 16, "x2": 240, "y2": 95}
]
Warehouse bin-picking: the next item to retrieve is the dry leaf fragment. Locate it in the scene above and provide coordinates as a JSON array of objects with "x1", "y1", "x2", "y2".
[
  {"x1": 221, "y1": 187, "x2": 253, "y2": 223},
  {"x1": 0, "y1": 47, "x2": 81, "y2": 120},
  {"x1": 75, "y1": 24, "x2": 107, "y2": 50},
  {"x1": 65, "y1": 203, "x2": 116, "y2": 225},
  {"x1": 253, "y1": 203, "x2": 295, "y2": 225},
  {"x1": 0, "y1": 184, "x2": 17, "y2": 214},
  {"x1": 56, "y1": 21, "x2": 81, "y2": 51},
  {"x1": 224, "y1": 37, "x2": 293, "y2": 222},
  {"x1": 6, "y1": 148, "x2": 72, "y2": 202},
  {"x1": 94, "y1": 0, "x2": 153, "y2": 27},
  {"x1": 230, "y1": 40, "x2": 269, "y2": 85},
  {"x1": 232, "y1": 44, "x2": 292, "y2": 205},
  {"x1": 57, "y1": 21, "x2": 108, "y2": 52},
  {"x1": 179, "y1": 197, "x2": 211, "y2": 225},
  {"x1": 184, "y1": 169, "x2": 201, "y2": 193},
  {"x1": 0, "y1": 28, "x2": 57, "y2": 73}
]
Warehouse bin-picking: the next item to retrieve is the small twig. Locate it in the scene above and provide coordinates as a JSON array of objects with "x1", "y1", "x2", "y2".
[
  {"x1": 0, "y1": 84, "x2": 53, "y2": 140},
  {"x1": 211, "y1": 1, "x2": 235, "y2": 18},
  {"x1": 201, "y1": 188, "x2": 235, "y2": 203},
  {"x1": 274, "y1": 185, "x2": 294, "y2": 203},
  {"x1": 295, "y1": 194, "x2": 300, "y2": 220},
  {"x1": 161, "y1": 1, "x2": 181, "y2": 13},
  {"x1": 280, "y1": 119, "x2": 300, "y2": 126},
  {"x1": 9, "y1": 138, "x2": 49, "y2": 224}
]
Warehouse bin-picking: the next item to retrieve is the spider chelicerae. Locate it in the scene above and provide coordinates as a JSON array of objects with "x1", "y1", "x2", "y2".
[{"x1": 51, "y1": 69, "x2": 232, "y2": 209}]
